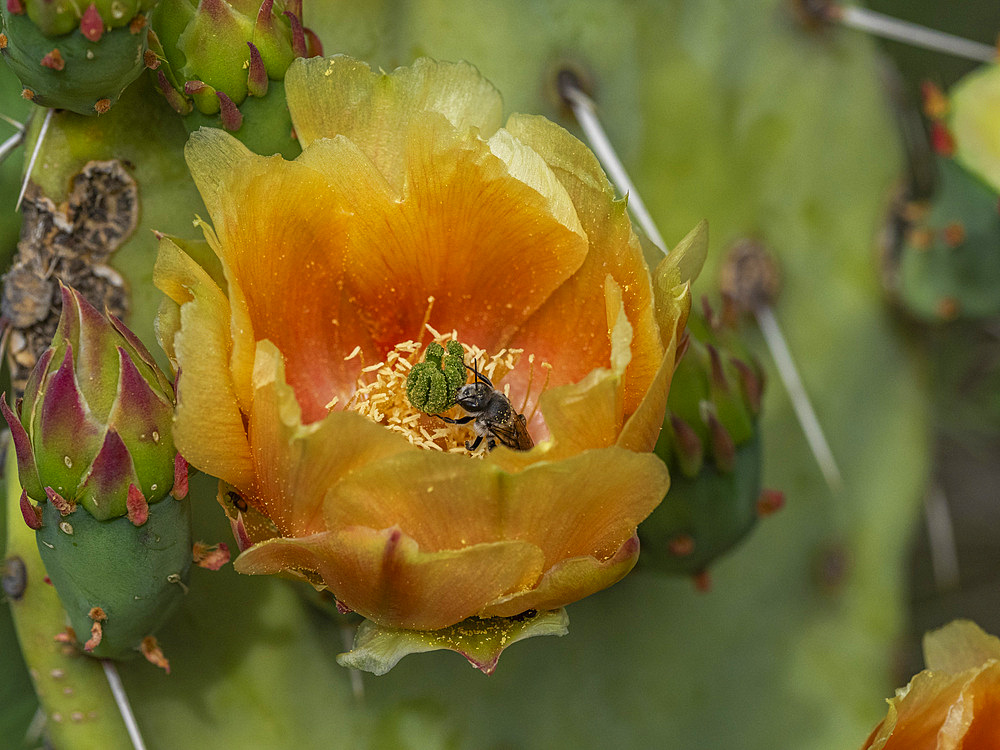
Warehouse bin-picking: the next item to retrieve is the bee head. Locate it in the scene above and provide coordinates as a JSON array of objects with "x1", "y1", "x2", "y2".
[{"x1": 455, "y1": 382, "x2": 491, "y2": 413}]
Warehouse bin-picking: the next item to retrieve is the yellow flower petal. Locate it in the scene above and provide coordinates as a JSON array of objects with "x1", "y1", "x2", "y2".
[
  {"x1": 483, "y1": 535, "x2": 640, "y2": 618},
  {"x1": 153, "y1": 236, "x2": 253, "y2": 490},
  {"x1": 234, "y1": 527, "x2": 544, "y2": 631},
  {"x1": 286, "y1": 56, "x2": 504, "y2": 189}
]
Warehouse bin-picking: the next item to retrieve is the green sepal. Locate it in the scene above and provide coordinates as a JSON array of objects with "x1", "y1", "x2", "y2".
[
  {"x1": 35, "y1": 493, "x2": 192, "y2": 659},
  {"x1": 0, "y1": 8, "x2": 149, "y2": 114},
  {"x1": 338, "y1": 609, "x2": 569, "y2": 676}
]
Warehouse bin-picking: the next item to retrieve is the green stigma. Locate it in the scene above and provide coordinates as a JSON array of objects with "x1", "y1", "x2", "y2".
[{"x1": 406, "y1": 340, "x2": 468, "y2": 414}]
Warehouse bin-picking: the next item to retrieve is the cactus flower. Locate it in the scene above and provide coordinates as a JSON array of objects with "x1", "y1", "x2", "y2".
[
  {"x1": 2, "y1": 285, "x2": 192, "y2": 662},
  {"x1": 155, "y1": 56, "x2": 700, "y2": 655},
  {"x1": 861, "y1": 620, "x2": 1000, "y2": 749}
]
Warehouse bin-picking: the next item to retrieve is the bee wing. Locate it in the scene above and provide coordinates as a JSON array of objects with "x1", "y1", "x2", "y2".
[{"x1": 491, "y1": 413, "x2": 534, "y2": 451}]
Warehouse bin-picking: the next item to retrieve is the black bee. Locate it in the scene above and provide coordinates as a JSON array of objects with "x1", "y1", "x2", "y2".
[{"x1": 440, "y1": 362, "x2": 533, "y2": 452}]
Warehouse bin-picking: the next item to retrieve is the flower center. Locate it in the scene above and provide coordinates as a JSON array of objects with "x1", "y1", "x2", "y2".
[{"x1": 332, "y1": 326, "x2": 550, "y2": 456}]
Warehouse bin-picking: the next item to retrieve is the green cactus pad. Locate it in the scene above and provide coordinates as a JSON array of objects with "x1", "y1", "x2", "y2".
[
  {"x1": 0, "y1": 7, "x2": 150, "y2": 114},
  {"x1": 896, "y1": 156, "x2": 1000, "y2": 321},
  {"x1": 34, "y1": 493, "x2": 192, "y2": 660}
]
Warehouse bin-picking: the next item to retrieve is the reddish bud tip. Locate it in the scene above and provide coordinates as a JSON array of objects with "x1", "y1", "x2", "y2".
[
  {"x1": 126, "y1": 484, "x2": 149, "y2": 526},
  {"x1": 216, "y1": 92, "x2": 243, "y2": 131},
  {"x1": 669, "y1": 413, "x2": 704, "y2": 478},
  {"x1": 173, "y1": 454, "x2": 189, "y2": 500},
  {"x1": 285, "y1": 0, "x2": 302, "y2": 19},
  {"x1": 40, "y1": 49, "x2": 65, "y2": 71},
  {"x1": 706, "y1": 344, "x2": 729, "y2": 392},
  {"x1": 706, "y1": 413, "x2": 736, "y2": 473},
  {"x1": 20, "y1": 491, "x2": 43, "y2": 530},
  {"x1": 156, "y1": 71, "x2": 192, "y2": 115},
  {"x1": 930, "y1": 122, "x2": 955, "y2": 156},
  {"x1": 247, "y1": 42, "x2": 268, "y2": 98},
  {"x1": 668, "y1": 534, "x2": 695, "y2": 557},
  {"x1": 141, "y1": 636, "x2": 170, "y2": 673},
  {"x1": 183, "y1": 80, "x2": 208, "y2": 95},
  {"x1": 756, "y1": 489, "x2": 785, "y2": 517},
  {"x1": 45, "y1": 487, "x2": 75, "y2": 516},
  {"x1": 692, "y1": 570, "x2": 712, "y2": 592},
  {"x1": 6, "y1": 0, "x2": 24, "y2": 14},
  {"x1": 936, "y1": 297, "x2": 960, "y2": 321},
  {"x1": 304, "y1": 27, "x2": 323, "y2": 57},
  {"x1": 943, "y1": 221, "x2": 966, "y2": 248},
  {"x1": 730, "y1": 357, "x2": 763, "y2": 415},
  {"x1": 284, "y1": 11, "x2": 307, "y2": 57},
  {"x1": 80, "y1": 4, "x2": 103, "y2": 42},
  {"x1": 94, "y1": 98, "x2": 111, "y2": 114},
  {"x1": 192, "y1": 541, "x2": 230, "y2": 570},
  {"x1": 921, "y1": 80, "x2": 949, "y2": 120},
  {"x1": 231, "y1": 514, "x2": 252, "y2": 552}
]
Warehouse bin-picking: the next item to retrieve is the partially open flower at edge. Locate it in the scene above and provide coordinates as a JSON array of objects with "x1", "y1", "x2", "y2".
[
  {"x1": 154, "y1": 55, "x2": 703, "y2": 635},
  {"x1": 861, "y1": 620, "x2": 1000, "y2": 749}
]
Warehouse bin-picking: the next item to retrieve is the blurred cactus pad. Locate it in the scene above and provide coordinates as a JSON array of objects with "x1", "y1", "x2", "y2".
[{"x1": 0, "y1": 0, "x2": 930, "y2": 748}]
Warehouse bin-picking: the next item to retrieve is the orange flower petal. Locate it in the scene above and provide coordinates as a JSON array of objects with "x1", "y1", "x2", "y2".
[
  {"x1": 233, "y1": 527, "x2": 544, "y2": 630},
  {"x1": 186, "y1": 129, "x2": 376, "y2": 421},
  {"x1": 248, "y1": 341, "x2": 411, "y2": 537},
  {"x1": 482, "y1": 534, "x2": 640, "y2": 618},
  {"x1": 326, "y1": 113, "x2": 589, "y2": 354},
  {"x1": 153, "y1": 237, "x2": 253, "y2": 490},
  {"x1": 325, "y1": 443, "x2": 667, "y2": 567},
  {"x1": 285, "y1": 56, "x2": 504, "y2": 189},
  {"x1": 503, "y1": 114, "x2": 663, "y2": 418}
]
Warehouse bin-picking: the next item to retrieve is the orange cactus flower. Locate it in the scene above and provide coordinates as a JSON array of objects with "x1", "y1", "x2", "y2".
[
  {"x1": 861, "y1": 620, "x2": 1000, "y2": 749},
  {"x1": 154, "y1": 56, "x2": 701, "y2": 637}
]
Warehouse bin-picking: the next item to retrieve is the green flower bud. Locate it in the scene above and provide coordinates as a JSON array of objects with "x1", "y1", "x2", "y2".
[
  {"x1": 640, "y1": 304, "x2": 779, "y2": 582},
  {"x1": 3, "y1": 284, "x2": 179, "y2": 520},
  {"x1": 148, "y1": 0, "x2": 322, "y2": 157},
  {"x1": 2, "y1": 285, "x2": 194, "y2": 661}
]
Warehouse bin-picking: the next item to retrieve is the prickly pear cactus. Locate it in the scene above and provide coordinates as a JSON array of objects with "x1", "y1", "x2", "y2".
[
  {"x1": 0, "y1": 0, "x2": 931, "y2": 748},
  {"x1": 0, "y1": 0, "x2": 156, "y2": 114}
]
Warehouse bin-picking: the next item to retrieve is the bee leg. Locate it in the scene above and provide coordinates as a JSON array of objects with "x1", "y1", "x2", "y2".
[
  {"x1": 465, "y1": 435, "x2": 484, "y2": 452},
  {"x1": 438, "y1": 415, "x2": 475, "y2": 425}
]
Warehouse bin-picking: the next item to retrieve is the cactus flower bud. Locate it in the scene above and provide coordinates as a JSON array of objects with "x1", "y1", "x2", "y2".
[
  {"x1": 4, "y1": 284, "x2": 176, "y2": 519},
  {"x1": 2, "y1": 285, "x2": 192, "y2": 662},
  {"x1": 640, "y1": 301, "x2": 778, "y2": 582},
  {"x1": 148, "y1": 0, "x2": 323, "y2": 156}
]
